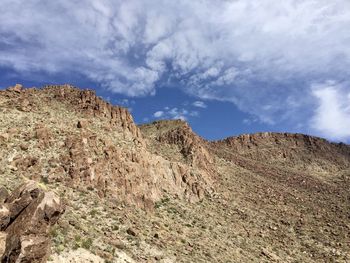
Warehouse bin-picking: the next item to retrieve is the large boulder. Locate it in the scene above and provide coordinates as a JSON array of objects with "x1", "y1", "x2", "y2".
[{"x1": 0, "y1": 181, "x2": 65, "y2": 263}]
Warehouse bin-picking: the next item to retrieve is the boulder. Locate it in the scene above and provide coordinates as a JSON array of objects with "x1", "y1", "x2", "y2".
[
  {"x1": 0, "y1": 181, "x2": 65, "y2": 263},
  {"x1": 77, "y1": 119, "x2": 88, "y2": 129}
]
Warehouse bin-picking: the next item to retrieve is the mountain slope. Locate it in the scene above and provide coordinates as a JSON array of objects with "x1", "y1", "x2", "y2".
[
  {"x1": 213, "y1": 132, "x2": 350, "y2": 175},
  {"x1": 0, "y1": 84, "x2": 349, "y2": 262}
]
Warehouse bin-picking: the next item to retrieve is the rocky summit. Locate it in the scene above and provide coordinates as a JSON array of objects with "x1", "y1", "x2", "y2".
[{"x1": 0, "y1": 84, "x2": 349, "y2": 262}]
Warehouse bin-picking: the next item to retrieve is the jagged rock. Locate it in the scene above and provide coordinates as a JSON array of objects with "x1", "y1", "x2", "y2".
[
  {"x1": 0, "y1": 181, "x2": 65, "y2": 263},
  {"x1": 7, "y1": 84, "x2": 22, "y2": 93},
  {"x1": 45, "y1": 84, "x2": 143, "y2": 140},
  {"x1": 5, "y1": 181, "x2": 41, "y2": 222}
]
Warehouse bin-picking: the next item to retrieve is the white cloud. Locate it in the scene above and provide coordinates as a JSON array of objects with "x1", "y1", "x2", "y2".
[
  {"x1": 1, "y1": 0, "x2": 350, "y2": 139},
  {"x1": 192, "y1": 101, "x2": 207, "y2": 108},
  {"x1": 153, "y1": 111, "x2": 164, "y2": 118},
  {"x1": 311, "y1": 82, "x2": 350, "y2": 140},
  {"x1": 152, "y1": 107, "x2": 199, "y2": 121}
]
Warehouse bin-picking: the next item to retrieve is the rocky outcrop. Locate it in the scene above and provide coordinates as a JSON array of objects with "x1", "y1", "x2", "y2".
[
  {"x1": 0, "y1": 181, "x2": 65, "y2": 263},
  {"x1": 1, "y1": 84, "x2": 142, "y2": 142},
  {"x1": 140, "y1": 120, "x2": 213, "y2": 171},
  {"x1": 58, "y1": 132, "x2": 210, "y2": 206},
  {"x1": 45, "y1": 85, "x2": 143, "y2": 141},
  {"x1": 0, "y1": 85, "x2": 213, "y2": 209},
  {"x1": 6, "y1": 84, "x2": 23, "y2": 93}
]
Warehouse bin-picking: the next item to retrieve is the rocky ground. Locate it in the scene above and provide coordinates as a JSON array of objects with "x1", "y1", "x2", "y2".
[{"x1": 0, "y1": 84, "x2": 349, "y2": 262}]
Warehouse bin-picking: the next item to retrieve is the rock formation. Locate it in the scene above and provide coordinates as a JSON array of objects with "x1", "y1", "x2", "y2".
[
  {"x1": 47, "y1": 85, "x2": 143, "y2": 141},
  {"x1": 0, "y1": 181, "x2": 64, "y2": 263},
  {"x1": 140, "y1": 120, "x2": 213, "y2": 171},
  {"x1": 0, "y1": 85, "x2": 214, "y2": 209}
]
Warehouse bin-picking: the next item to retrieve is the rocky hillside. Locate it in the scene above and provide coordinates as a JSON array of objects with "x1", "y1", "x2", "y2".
[
  {"x1": 213, "y1": 132, "x2": 350, "y2": 175},
  {"x1": 0, "y1": 84, "x2": 349, "y2": 263},
  {"x1": 0, "y1": 84, "x2": 212, "y2": 208}
]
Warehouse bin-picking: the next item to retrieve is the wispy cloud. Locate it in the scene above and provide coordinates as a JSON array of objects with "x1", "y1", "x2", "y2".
[
  {"x1": 192, "y1": 101, "x2": 207, "y2": 108},
  {"x1": 152, "y1": 107, "x2": 199, "y2": 121},
  {"x1": 1, "y1": 0, "x2": 350, "y2": 140},
  {"x1": 113, "y1": 98, "x2": 135, "y2": 107}
]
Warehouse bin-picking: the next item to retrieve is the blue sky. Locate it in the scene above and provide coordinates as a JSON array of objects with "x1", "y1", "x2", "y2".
[{"x1": 1, "y1": 0, "x2": 350, "y2": 142}]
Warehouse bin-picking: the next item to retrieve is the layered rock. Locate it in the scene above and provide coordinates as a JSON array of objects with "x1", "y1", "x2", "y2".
[{"x1": 0, "y1": 181, "x2": 64, "y2": 263}]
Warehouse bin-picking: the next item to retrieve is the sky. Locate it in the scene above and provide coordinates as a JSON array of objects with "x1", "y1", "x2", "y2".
[{"x1": 1, "y1": 0, "x2": 350, "y2": 142}]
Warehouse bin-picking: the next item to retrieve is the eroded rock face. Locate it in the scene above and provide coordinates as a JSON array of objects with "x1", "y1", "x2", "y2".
[{"x1": 0, "y1": 181, "x2": 65, "y2": 263}]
